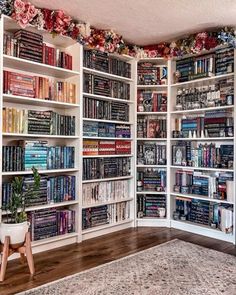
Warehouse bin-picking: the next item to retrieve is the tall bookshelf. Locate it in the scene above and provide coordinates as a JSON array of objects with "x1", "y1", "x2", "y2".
[
  {"x1": 168, "y1": 47, "x2": 235, "y2": 243},
  {"x1": 135, "y1": 58, "x2": 171, "y2": 227},
  {"x1": 0, "y1": 15, "x2": 82, "y2": 252},
  {"x1": 81, "y1": 49, "x2": 136, "y2": 240}
]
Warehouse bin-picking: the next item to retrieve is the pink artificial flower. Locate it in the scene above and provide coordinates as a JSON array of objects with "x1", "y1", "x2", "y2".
[
  {"x1": 14, "y1": 0, "x2": 25, "y2": 13},
  {"x1": 148, "y1": 50, "x2": 157, "y2": 58}
]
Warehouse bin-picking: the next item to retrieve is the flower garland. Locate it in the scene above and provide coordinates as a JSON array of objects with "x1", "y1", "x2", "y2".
[{"x1": 0, "y1": 0, "x2": 236, "y2": 58}]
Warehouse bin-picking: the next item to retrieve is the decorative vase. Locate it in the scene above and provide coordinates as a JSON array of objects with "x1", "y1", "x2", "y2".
[{"x1": 0, "y1": 221, "x2": 30, "y2": 248}]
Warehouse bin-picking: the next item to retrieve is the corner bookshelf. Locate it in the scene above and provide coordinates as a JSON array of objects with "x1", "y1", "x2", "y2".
[
  {"x1": 0, "y1": 15, "x2": 82, "y2": 252},
  {"x1": 135, "y1": 57, "x2": 171, "y2": 227},
  {"x1": 168, "y1": 46, "x2": 236, "y2": 243},
  {"x1": 81, "y1": 49, "x2": 135, "y2": 240}
]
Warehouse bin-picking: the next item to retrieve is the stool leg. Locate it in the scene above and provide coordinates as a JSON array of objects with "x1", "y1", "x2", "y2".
[
  {"x1": 25, "y1": 233, "x2": 35, "y2": 275},
  {"x1": 20, "y1": 253, "x2": 26, "y2": 264},
  {"x1": 0, "y1": 236, "x2": 10, "y2": 282}
]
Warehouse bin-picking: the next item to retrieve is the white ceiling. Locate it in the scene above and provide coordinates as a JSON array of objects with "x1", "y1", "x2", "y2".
[{"x1": 31, "y1": 0, "x2": 236, "y2": 46}]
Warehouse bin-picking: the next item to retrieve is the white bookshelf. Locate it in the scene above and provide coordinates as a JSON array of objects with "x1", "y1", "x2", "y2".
[
  {"x1": 0, "y1": 15, "x2": 235, "y2": 254},
  {"x1": 81, "y1": 48, "x2": 136, "y2": 238},
  {"x1": 168, "y1": 48, "x2": 236, "y2": 244},
  {"x1": 0, "y1": 15, "x2": 82, "y2": 252},
  {"x1": 135, "y1": 57, "x2": 169, "y2": 226}
]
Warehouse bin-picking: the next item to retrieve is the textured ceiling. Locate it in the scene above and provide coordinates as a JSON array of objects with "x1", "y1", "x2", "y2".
[{"x1": 31, "y1": 0, "x2": 236, "y2": 46}]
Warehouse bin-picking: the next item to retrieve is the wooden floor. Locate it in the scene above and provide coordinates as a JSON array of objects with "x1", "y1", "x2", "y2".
[{"x1": 0, "y1": 227, "x2": 235, "y2": 295}]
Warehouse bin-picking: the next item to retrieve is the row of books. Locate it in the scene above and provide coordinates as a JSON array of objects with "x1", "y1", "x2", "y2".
[
  {"x1": 173, "y1": 170, "x2": 233, "y2": 201},
  {"x1": 137, "y1": 90, "x2": 167, "y2": 112},
  {"x1": 4, "y1": 30, "x2": 73, "y2": 69},
  {"x1": 28, "y1": 208, "x2": 76, "y2": 241},
  {"x1": 3, "y1": 70, "x2": 76, "y2": 103},
  {"x1": 137, "y1": 195, "x2": 166, "y2": 218},
  {"x1": 82, "y1": 180, "x2": 130, "y2": 206},
  {"x1": 173, "y1": 111, "x2": 233, "y2": 138},
  {"x1": 137, "y1": 168, "x2": 166, "y2": 192},
  {"x1": 83, "y1": 50, "x2": 131, "y2": 78},
  {"x1": 175, "y1": 47, "x2": 234, "y2": 82},
  {"x1": 172, "y1": 142, "x2": 233, "y2": 169},
  {"x1": 2, "y1": 175, "x2": 76, "y2": 207},
  {"x1": 175, "y1": 78, "x2": 234, "y2": 111},
  {"x1": 83, "y1": 140, "x2": 131, "y2": 155},
  {"x1": 137, "y1": 117, "x2": 167, "y2": 138},
  {"x1": 82, "y1": 201, "x2": 130, "y2": 229},
  {"x1": 137, "y1": 63, "x2": 167, "y2": 85},
  {"x1": 83, "y1": 73, "x2": 130, "y2": 100},
  {"x1": 83, "y1": 97, "x2": 129, "y2": 122},
  {"x1": 174, "y1": 197, "x2": 233, "y2": 233},
  {"x1": 2, "y1": 107, "x2": 76, "y2": 136},
  {"x1": 2, "y1": 141, "x2": 75, "y2": 172},
  {"x1": 137, "y1": 142, "x2": 166, "y2": 165},
  {"x1": 83, "y1": 121, "x2": 131, "y2": 138},
  {"x1": 83, "y1": 157, "x2": 130, "y2": 180}
]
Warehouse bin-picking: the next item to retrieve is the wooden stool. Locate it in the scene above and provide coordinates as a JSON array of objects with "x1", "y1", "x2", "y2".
[{"x1": 0, "y1": 232, "x2": 35, "y2": 281}]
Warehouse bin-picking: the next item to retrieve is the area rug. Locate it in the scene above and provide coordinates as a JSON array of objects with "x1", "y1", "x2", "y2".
[{"x1": 17, "y1": 239, "x2": 236, "y2": 295}]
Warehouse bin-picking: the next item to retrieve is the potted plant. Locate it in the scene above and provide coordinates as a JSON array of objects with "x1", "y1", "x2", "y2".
[{"x1": 0, "y1": 167, "x2": 40, "y2": 248}]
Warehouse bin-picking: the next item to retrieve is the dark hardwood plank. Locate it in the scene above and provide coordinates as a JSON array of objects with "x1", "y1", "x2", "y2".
[{"x1": 0, "y1": 227, "x2": 235, "y2": 295}]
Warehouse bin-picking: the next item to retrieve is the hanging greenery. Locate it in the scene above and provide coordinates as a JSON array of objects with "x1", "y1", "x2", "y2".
[{"x1": 0, "y1": 0, "x2": 236, "y2": 58}]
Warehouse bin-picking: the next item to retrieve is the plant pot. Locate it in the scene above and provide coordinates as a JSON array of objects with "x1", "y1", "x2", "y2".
[{"x1": 0, "y1": 221, "x2": 30, "y2": 248}]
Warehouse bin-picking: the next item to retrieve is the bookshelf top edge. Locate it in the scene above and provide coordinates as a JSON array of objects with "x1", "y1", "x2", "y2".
[{"x1": 2, "y1": 15, "x2": 80, "y2": 49}]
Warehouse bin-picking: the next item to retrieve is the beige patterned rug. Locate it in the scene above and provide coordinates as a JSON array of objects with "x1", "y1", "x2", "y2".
[{"x1": 17, "y1": 239, "x2": 236, "y2": 295}]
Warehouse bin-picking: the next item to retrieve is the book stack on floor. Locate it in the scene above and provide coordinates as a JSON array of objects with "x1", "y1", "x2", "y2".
[
  {"x1": 137, "y1": 195, "x2": 166, "y2": 218},
  {"x1": 29, "y1": 208, "x2": 76, "y2": 241},
  {"x1": 83, "y1": 121, "x2": 131, "y2": 138}
]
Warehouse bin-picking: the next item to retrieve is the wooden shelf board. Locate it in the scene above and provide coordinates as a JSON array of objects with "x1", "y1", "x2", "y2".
[
  {"x1": 3, "y1": 94, "x2": 79, "y2": 109},
  {"x1": 170, "y1": 192, "x2": 234, "y2": 204},
  {"x1": 1, "y1": 200, "x2": 79, "y2": 215},
  {"x1": 32, "y1": 233, "x2": 78, "y2": 247},
  {"x1": 82, "y1": 154, "x2": 133, "y2": 158},
  {"x1": 83, "y1": 92, "x2": 133, "y2": 104},
  {"x1": 82, "y1": 175, "x2": 133, "y2": 183},
  {"x1": 83, "y1": 67, "x2": 133, "y2": 82},
  {"x1": 2, "y1": 133, "x2": 79, "y2": 139},
  {"x1": 170, "y1": 166, "x2": 234, "y2": 173},
  {"x1": 82, "y1": 136, "x2": 133, "y2": 141},
  {"x1": 2, "y1": 168, "x2": 79, "y2": 176},
  {"x1": 83, "y1": 118, "x2": 132, "y2": 125},
  {"x1": 82, "y1": 197, "x2": 133, "y2": 209},
  {"x1": 82, "y1": 219, "x2": 133, "y2": 234},
  {"x1": 171, "y1": 73, "x2": 234, "y2": 87},
  {"x1": 171, "y1": 105, "x2": 234, "y2": 114},
  {"x1": 3, "y1": 55, "x2": 80, "y2": 79}
]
